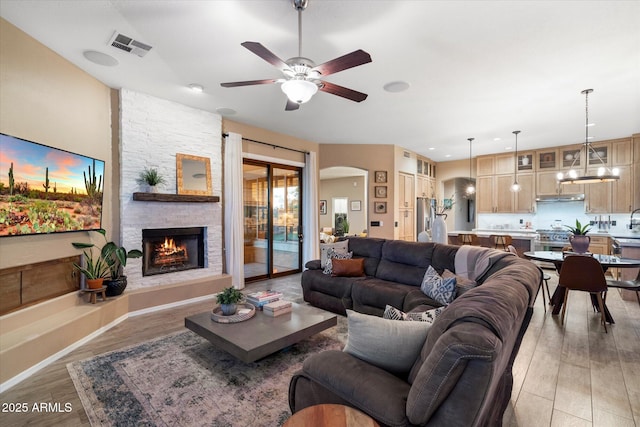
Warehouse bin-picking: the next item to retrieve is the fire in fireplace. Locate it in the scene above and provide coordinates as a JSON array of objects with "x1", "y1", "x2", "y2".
[{"x1": 142, "y1": 227, "x2": 205, "y2": 276}]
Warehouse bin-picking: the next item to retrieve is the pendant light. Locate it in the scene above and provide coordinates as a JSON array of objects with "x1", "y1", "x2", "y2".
[
  {"x1": 465, "y1": 138, "x2": 475, "y2": 195},
  {"x1": 510, "y1": 130, "x2": 521, "y2": 192},
  {"x1": 557, "y1": 89, "x2": 620, "y2": 184}
]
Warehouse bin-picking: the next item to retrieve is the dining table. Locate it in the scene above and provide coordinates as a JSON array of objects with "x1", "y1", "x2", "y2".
[{"x1": 523, "y1": 251, "x2": 640, "y2": 323}]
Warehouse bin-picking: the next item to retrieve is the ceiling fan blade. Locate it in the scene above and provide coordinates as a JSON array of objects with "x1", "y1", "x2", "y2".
[
  {"x1": 241, "y1": 41, "x2": 292, "y2": 72},
  {"x1": 319, "y1": 81, "x2": 368, "y2": 102},
  {"x1": 220, "y1": 79, "x2": 279, "y2": 88},
  {"x1": 285, "y1": 99, "x2": 300, "y2": 111},
  {"x1": 311, "y1": 49, "x2": 372, "y2": 76}
]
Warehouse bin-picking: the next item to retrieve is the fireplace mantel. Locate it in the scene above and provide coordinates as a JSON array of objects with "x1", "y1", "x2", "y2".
[{"x1": 133, "y1": 192, "x2": 220, "y2": 203}]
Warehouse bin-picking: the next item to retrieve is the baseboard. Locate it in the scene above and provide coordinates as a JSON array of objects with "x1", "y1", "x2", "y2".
[{"x1": 129, "y1": 293, "x2": 216, "y2": 317}]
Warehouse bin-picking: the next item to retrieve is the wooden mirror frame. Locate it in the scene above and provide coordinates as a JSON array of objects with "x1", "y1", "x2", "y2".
[{"x1": 176, "y1": 153, "x2": 212, "y2": 195}]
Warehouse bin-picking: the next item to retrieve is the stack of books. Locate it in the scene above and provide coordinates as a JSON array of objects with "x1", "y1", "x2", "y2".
[
  {"x1": 263, "y1": 300, "x2": 293, "y2": 317},
  {"x1": 246, "y1": 290, "x2": 283, "y2": 310}
]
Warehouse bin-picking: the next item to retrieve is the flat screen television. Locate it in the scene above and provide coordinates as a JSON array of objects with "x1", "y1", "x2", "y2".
[{"x1": 0, "y1": 133, "x2": 105, "y2": 237}]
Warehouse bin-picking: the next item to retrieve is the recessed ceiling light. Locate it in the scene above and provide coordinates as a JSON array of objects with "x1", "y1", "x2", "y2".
[
  {"x1": 188, "y1": 84, "x2": 204, "y2": 93},
  {"x1": 383, "y1": 81, "x2": 410, "y2": 93},
  {"x1": 428, "y1": 147, "x2": 435, "y2": 150},
  {"x1": 216, "y1": 107, "x2": 237, "y2": 116},
  {"x1": 493, "y1": 137, "x2": 501, "y2": 141},
  {"x1": 445, "y1": 154, "x2": 451, "y2": 158},
  {"x1": 586, "y1": 123, "x2": 595, "y2": 127},
  {"x1": 83, "y1": 50, "x2": 118, "y2": 66},
  {"x1": 505, "y1": 146, "x2": 512, "y2": 150}
]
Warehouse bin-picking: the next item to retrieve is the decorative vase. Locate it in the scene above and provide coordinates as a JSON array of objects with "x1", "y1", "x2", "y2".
[
  {"x1": 105, "y1": 276, "x2": 128, "y2": 297},
  {"x1": 86, "y1": 278, "x2": 104, "y2": 290},
  {"x1": 220, "y1": 303, "x2": 237, "y2": 316},
  {"x1": 569, "y1": 235, "x2": 590, "y2": 253},
  {"x1": 148, "y1": 184, "x2": 159, "y2": 193},
  {"x1": 432, "y1": 214, "x2": 448, "y2": 244}
]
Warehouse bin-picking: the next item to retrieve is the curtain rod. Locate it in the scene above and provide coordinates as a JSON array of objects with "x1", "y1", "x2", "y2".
[{"x1": 222, "y1": 133, "x2": 309, "y2": 155}]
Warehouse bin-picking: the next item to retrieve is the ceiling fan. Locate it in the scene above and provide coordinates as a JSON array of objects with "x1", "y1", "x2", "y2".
[{"x1": 220, "y1": 0, "x2": 372, "y2": 111}]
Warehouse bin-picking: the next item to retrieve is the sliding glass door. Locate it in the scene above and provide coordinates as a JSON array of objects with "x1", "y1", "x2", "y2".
[{"x1": 243, "y1": 160, "x2": 302, "y2": 281}]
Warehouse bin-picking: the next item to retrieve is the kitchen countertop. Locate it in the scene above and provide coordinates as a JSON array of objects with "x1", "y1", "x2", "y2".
[{"x1": 449, "y1": 230, "x2": 538, "y2": 239}]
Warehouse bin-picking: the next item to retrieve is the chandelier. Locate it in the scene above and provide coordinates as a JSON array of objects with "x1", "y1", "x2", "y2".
[
  {"x1": 510, "y1": 130, "x2": 521, "y2": 192},
  {"x1": 557, "y1": 89, "x2": 620, "y2": 184},
  {"x1": 465, "y1": 138, "x2": 475, "y2": 195}
]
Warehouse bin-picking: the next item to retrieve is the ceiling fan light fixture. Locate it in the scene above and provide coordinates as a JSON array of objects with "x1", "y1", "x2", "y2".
[{"x1": 281, "y1": 79, "x2": 318, "y2": 104}]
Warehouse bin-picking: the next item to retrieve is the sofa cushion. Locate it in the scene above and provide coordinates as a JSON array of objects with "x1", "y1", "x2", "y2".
[
  {"x1": 375, "y1": 240, "x2": 434, "y2": 286},
  {"x1": 443, "y1": 268, "x2": 478, "y2": 297},
  {"x1": 323, "y1": 250, "x2": 352, "y2": 275},
  {"x1": 347, "y1": 237, "x2": 385, "y2": 276},
  {"x1": 351, "y1": 279, "x2": 419, "y2": 316},
  {"x1": 320, "y1": 240, "x2": 349, "y2": 268},
  {"x1": 421, "y1": 266, "x2": 456, "y2": 305},
  {"x1": 344, "y1": 310, "x2": 430, "y2": 375},
  {"x1": 331, "y1": 258, "x2": 365, "y2": 277}
]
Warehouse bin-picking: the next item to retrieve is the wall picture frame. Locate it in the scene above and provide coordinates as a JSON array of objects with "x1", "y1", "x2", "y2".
[
  {"x1": 375, "y1": 186, "x2": 387, "y2": 198},
  {"x1": 374, "y1": 170, "x2": 387, "y2": 183},
  {"x1": 350, "y1": 200, "x2": 361, "y2": 211},
  {"x1": 320, "y1": 200, "x2": 327, "y2": 215},
  {"x1": 374, "y1": 201, "x2": 387, "y2": 214}
]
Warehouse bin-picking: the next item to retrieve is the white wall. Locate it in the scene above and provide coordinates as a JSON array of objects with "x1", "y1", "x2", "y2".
[{"x1": 119, "y1": 89, "x2": 223, "y2": 289}]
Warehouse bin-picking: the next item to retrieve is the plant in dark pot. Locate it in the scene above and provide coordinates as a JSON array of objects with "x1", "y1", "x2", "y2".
[
  {"x1": 72, "y1": 229, "x2": 142, "y2": 296},
  {"x1": 216, "y1": 287, "x2": 244, "y2": 315},
  {"x1": 564, "y1": 219, "x2": 592, "y2": 253}
]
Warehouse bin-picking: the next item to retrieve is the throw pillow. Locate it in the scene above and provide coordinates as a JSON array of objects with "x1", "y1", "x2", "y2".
[
  {"x1": 420, "y1": 266, "x2": 456, "y2": 306},
  {"x1": 320, "y1": 240, "x2": 349, "y2": 268},
  {"x1": 331, "y1": 258, "x2": 365, "y2": 277},
  {"x1": 442, "y1": 269, "x2": 478, "y2": 297},
  {"x1": 323, "y1": 249, "x2": 353, "y2": 275},
  {"x1": 343, "y1": 310, "x2": 430, "y2": 374},
  {"x1": 383, "y1": 305, "x2": 445, "y2": 323}
]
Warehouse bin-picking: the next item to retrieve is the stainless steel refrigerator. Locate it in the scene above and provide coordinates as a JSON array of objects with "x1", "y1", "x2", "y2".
[{"x1": 416, "y1": 197, "x2": 436, "y2": 237}]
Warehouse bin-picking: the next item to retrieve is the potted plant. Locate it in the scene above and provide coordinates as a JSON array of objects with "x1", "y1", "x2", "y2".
[
  {"x1": 73, "y1": 229, "x2": 142, "y2": 296},
  {"x1": 564, "y1": 219, "x2": 592, "y2": 253},
  {"x1": 216, "y1": 286, "x2": 244, "y2": 315},
  {"x1": 136, "y1": 167, "x2": 166, "y2": 193},
  {"x1": 71, "y1": 247, "x2": 109, "y2": 289}
]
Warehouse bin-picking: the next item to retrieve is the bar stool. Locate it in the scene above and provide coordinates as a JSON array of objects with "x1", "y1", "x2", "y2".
[
  {"x1": 490, "y1": 234, "x2": 512, "y2": 251},
  {"x1": 457, "y1": 233, "x2": 478, "y2": 246}
]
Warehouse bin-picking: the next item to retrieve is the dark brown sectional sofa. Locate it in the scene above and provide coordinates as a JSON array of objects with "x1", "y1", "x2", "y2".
[{"x1": 290, "y1": 237, "x2": 543, "y2": 426}]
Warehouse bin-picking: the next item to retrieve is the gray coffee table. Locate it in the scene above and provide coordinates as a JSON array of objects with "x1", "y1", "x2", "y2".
[{"x1": 184, "y1": 302, "x2": 337, "y2": 363}]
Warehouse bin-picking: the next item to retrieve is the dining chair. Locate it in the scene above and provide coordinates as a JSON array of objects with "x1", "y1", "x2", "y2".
[
  {"x1": 558, "y1": 255, "x2": 608, "y2": 333},
  {"x1": 507, "y1": 245, "x2": 551, "y2": 311},
  {"x1": 605, "y1": 268, "x2": 640, "y2": 306},
  {"x1": 490, "y1": 234, "x2": 512, "y2": 251}
]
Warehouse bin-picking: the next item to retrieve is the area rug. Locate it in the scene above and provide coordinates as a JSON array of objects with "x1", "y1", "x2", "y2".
[{"x1": 67, "y1": 319, "x2": 347, "y2": 426}]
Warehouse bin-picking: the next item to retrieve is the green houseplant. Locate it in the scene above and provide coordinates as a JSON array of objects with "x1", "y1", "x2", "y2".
[
  {"x1": 71, "y1": 247, "x2": 109, "y2": 289},
  {"x1": 72, "y1": 229, "x2": 142, "y2": 296},
  {"x1": 216, "y1": 286, "x2": 244, "y2": 315},
  {"x1": 564, "y1": 219, "x2": 591, "y2": 253},
  {"x1": 136, "y1": 167, "x2": 166, "y2": 193}
]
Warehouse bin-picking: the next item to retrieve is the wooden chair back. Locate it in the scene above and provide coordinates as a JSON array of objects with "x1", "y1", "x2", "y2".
[{"x1": 559, "y1": 255, "x2": 607, "y2": 292}]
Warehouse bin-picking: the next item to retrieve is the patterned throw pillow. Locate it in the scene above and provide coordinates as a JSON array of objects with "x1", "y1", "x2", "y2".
[
  {"x1": 420, "y1": 266, "x2": 456, "y2": 305},
  {"x1": 383, "y1": 304, "x2": 445, "y2": 323},
  {"x1": 323, "y1": 249, "x2": 353, "y2": 275},
  {"x1": 320, "y1": 240, "x2": 349, "y2": 268}
]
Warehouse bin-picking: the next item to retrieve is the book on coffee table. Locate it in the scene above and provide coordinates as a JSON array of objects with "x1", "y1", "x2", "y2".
[{"x1": 263, "y1": 300, "x2": 292, "y2": 317}]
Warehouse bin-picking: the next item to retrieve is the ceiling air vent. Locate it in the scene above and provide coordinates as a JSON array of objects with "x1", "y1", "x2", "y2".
[
  {"x1": 403, "y1": 151, "x2": 411, "y2": 158},
  {"x1": 108, "y1": 32, "x2": 152, "y2": 57}
]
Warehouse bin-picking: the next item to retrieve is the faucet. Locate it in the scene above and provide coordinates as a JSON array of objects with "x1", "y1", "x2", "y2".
[{"x1": 630, "y1": 208, "x2": 640, "y2": 231}]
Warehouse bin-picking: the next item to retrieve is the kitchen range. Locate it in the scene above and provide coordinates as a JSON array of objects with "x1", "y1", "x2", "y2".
[{"x1": 534, "y1": 229, "x2": 571, "y2": 252}]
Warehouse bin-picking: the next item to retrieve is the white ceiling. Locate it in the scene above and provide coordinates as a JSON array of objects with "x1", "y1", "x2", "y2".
[{"x1": 2, "y1": 0, "x2": 639, "y2": 162}]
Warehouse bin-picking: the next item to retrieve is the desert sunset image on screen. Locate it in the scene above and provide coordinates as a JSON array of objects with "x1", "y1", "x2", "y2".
[{"x1": 0, "y1": 133, "x2": 105, "y2": 236}]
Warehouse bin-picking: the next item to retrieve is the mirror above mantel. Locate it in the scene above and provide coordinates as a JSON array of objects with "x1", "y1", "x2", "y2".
[{"x1": 176, "y1": 153, "x2": 212, "y2": 196}]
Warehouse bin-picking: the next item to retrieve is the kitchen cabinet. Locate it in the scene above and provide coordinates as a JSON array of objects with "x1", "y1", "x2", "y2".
[
  {"x1": 536, "y1": 170, "x2": 584, "y2": 196},
  {"x1": 611, "y1": 139, "x2": 632, "y2": 166},
  {"x1": 585, "y1": 177, "x2": 610, "y2": 214},
  {"x1": 398, "y1": 208, "x2": 414, "y2": 241},
  {"x1": 477, "y1": 156, "x2": 495, "y2": 176},
  {"x1": 588, "y1": 235, "x2": 610, "y2": 255},
  {"x1": 398, "y1": 172, "x2": 414, "y2": 209},
  {"x1": 585, "y1": 165, "x2": 632, "y2": 213},
  {"x1": 417, "y1": 176, "x2": 434, "y2": 198},
  {"x1": 517, "y1": 151, "x2": 535, "y2": 172},
  {"x1": 560, "y1": 144, "x2": 583, "y2": 169},
  {"x1": 536, "y1": 149, "x2": 558, "y2": 170},
  {"x1": 495, "y1": 154, "x2": 515, "y2": 175},
  {"x1": 476, "y1": 173, "x2": 533, "y2": 213}
]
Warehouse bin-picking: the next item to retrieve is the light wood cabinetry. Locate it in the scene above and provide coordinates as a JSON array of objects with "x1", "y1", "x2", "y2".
[
  {"x1": 588, "y1": 235, "x2": 610, "y2": 255},
  {"x1": 495, "y1": 175, "x2": 514, "y2": 212},
  {"x1": 477, "y1": 156, "x2": 495, "y2": 176},
  {"x1": 398, "y1": 172, "x2": 414, "y2": 241},
  {"x1": 477, "y1": 176, "x2": 495, "y2": 213},
  {"x1": 611, "y1": 139, "x2": 631, "y2": 166},
  {"x1": 634, "y1": 134, "x2": 640, "y2": 210},
  {"x1": 612, "y1": 166, "x2": 633, "y2": 213},
  {"x1": 514, "y1": 174, "x2": 535, "y2": 213},
  {"x1": 417, "y1": 176, "x2": 434, "y2": 198},
  {"x1": 495, "y1": 153, "x2": 515, "y2": 175},
  {"x1": 476, "y1": 173, "x2": 534, "y2": 213}
]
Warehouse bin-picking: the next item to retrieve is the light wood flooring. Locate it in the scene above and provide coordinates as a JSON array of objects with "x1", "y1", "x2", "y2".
[{"x1": 1, "y1": 272, "x2": 638, "y2": 426}]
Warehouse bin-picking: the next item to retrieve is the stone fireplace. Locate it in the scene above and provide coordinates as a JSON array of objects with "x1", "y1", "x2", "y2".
[{"x1": 142, "y1": 227, "x2": 206, "y2": 276}]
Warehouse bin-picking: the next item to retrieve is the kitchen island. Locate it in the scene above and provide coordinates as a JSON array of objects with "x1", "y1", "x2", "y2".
[{"x1": 448, "y1": 229, "x2": 537, "y2": 256}]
